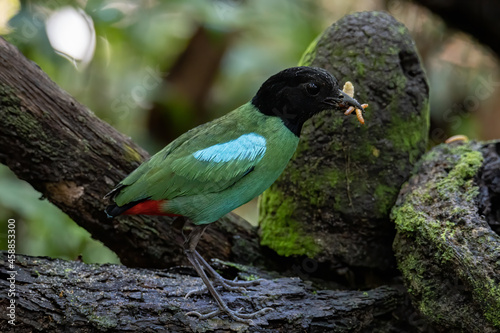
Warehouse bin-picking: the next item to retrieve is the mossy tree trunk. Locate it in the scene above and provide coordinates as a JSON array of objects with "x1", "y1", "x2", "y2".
[
  {"x1": 392, "y1": 140, "x2": 500, "y2": 332},
  {"x1": 259, "y1": 12, "x2": 429, "y2": 281}
]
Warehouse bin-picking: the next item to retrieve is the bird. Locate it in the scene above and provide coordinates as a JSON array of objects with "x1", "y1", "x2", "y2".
[{"x1": 104, "y1": 66, "x2": 365, "y2": 324}]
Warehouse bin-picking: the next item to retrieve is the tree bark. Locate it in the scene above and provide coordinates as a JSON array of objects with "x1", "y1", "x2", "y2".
[
  {"x1": 259, "y1": 11, "x2": 429, "y2": 277},
  {"x1": 0, "y1": 36, "x2": 265, "y2": 269},
  {"x1": 392, "y1": 140, "x2": 500, "y2": 331},
  {"x1": 0, "y1": 252, "x2": 406, "y2": 332}
]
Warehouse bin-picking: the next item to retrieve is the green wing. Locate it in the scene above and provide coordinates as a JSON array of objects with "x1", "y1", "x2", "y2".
[{"x1": 114, "y1": 105, "x2": 267, "y2": 206}]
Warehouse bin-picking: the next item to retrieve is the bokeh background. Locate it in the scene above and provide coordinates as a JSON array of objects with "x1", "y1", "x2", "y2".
[{"x1": 0, "y1": 0, "x2": 498, "y2": 264}]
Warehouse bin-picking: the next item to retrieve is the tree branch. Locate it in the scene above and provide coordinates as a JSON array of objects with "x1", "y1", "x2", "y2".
[
  {"x1": 0, "y1": 37, "x2": 263, "y2": 269},
  {"x1": 0, "y1": 252, "x2": 405, "y2": 332}
]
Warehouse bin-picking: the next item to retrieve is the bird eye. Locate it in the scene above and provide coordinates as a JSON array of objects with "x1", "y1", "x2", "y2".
[{"x1": 306, "y1": 83, "x2": 320, "y2": 95}]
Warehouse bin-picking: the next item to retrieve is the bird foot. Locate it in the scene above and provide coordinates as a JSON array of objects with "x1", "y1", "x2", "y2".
[
  {"x1": 186, "y1": 306, "x2": 273, "y2": 325},
  {"x1": 221, "y1": 277, "x2": 264, "y2": 288},
  {"x1": 183, "y1": 228, "x2": 272, "y2": 324},
  {"x1": 185, "y1": 286, "x2": 208, "y2": 298},
  {"x1": 185, "y1": 277, "x2": 264, "y2": 298}
]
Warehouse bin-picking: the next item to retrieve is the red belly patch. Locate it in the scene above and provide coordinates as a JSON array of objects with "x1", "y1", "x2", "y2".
[{"x1": 123, "y1": 200, "x2": 182, "y2": 216}]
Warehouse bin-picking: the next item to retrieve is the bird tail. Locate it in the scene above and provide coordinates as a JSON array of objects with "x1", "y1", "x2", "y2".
[
  {"x1": 103, "y1": 183, "x2": 147, "y2": 218},
  {"x1": 104, "y1": 183, "x2": 180, "y2": 217},
  {"x1": 105, "y1": 199, "x2": 181, "y2": 218},
  {"x1": 105, "y1": 200, "x2": 145, "y2": 218}
]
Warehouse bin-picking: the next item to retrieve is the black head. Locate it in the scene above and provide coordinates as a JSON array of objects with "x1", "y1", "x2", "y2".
[{"x1": 251, "y1": 66, "x2": 363, "y2": 136}]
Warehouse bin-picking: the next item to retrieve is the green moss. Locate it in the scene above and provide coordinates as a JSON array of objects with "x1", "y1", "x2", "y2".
[
  {"x1": 397, "y1": 236, "x2": 463, "y2": 325},
  {"x1": 259, "y1": 189, "x2": 320, "y2": 257},
  {"x1": 245, "y1": 274, "x2": 259, "y2": 281},
  {"x1": 393, "y1": 142, "x2": 500, "y2": 328},
  {"x1": 386, "y1": 101, "x2": 430, "y2": 164},
  {"x1": 123, "y1": 144, "x2": 142, "y2": 163},
  {"x1": 478, "y1": 279, "x2": 500, "y2": 327},
  {"x1": 348, "y1": 136, "x2": 376, "y2": 163},
  {"x1": 293, "y1": 137, "x2": 310, "y2": 158},
  {"x1": 284, "y1": 155, "x2": 344, "y2": 208},
  {"x1": 398, "y1": 252, "x2": 425, "y2": 279},
  {"x1": 392, "y1": 202, "x2": 427, "y2": 233},
  {"x1": 0, "y1": 85, "x2": 18, "y2": 105},
  {"x1": 394, "y1": 200, "x2": 454, "y2": 262},
  {"x1": 1, "y1": 85, "x2": 43, "y2": 138},
  {"x1": 356, "y1": 61, "x2": 365, "y2": 76},
  {"x1": 326, "y1": 168, "x2": 342, "y2": 188},
  {"x1": 387, "y1": 46, "x2": 399, "y2": 55},
  {"x1": 450, "y1": 150, "x2": 483, "y2": 178},
  {"x1": 395, "y1": 247, "x2": 440, "y2": 320},
  {"x1": 330, "y1": 114, "x2": 344, "y2": 129},
  {"x1": 393, "y1": 200, "x2": 456, "y2": 262},
  {"x1": 436, "y1": 149, "x2": 483, "y2": 200},
  {"x1": 211, "y1": 259, "x2": 260, "y2": 281},
  {"x1": 374, "y1": 184, "x2": 399, "y2": 215},
  {"x1": 0, "y1": 84, "x2": 66, "y2": 156}
]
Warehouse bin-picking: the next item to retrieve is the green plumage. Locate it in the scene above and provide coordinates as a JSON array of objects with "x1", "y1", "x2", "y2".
[
  {"x1": 114, "y1": 102, "x2": 299, "y2": 224},
  {"x1": 105, "y1": 66, "x2": 366, "y2": 323}
]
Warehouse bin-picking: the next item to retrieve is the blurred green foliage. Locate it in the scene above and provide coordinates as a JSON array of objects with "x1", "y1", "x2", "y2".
[{"x1": 0, "y1": 0, "x2": 498, "y2": 264}]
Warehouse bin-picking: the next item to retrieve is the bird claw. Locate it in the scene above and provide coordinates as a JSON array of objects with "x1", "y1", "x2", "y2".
[
  {"x1": 183, "y1": 236, "x2": 271, "y2": 324},
  {"x1": 183, "y1": 271, "x2": 271, "y2": 324},
  {"x1": 224, "y1": 277, "x2": 264, "y2": 287},
  {"x1": 231, "y1": 307, "x2": 274, "y2": 319},
  {"x1": 220, "y1": 281, "x2": 247, "y2": 293},
  {"x1": 185, "y1": 286, "x2": 208, "y2": 298},
  {"x1": 186, "y1": 307, "x2": 274, "y2": 325},
  {"x1": 217, "y1": 277, "x2": 263, "y2": 293},
  {"x1": 185, "y1": 277, "x2": 263, "y2": 298},
  {"x1": 186, "y1": 309, "x2": 221, "y2": 319},
  {"x1": 185, "y1": 282, "x2": 245, "y2": 299},
  {"x1": 185, "y1": 255, "x2": 265, "y2": 298}
]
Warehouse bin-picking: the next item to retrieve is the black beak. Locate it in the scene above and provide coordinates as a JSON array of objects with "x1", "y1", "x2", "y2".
[
  {"x1": 323, "y1": 90, "x2": 364, "y2": 111},
  {"x1": 339, "y1": 90, "x2": 364, "y2": 110}
]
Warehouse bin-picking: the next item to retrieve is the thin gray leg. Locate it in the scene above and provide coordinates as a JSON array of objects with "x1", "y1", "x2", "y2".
[{"x1": 183, "y1": 224, "x2": 272, "y2": 323}]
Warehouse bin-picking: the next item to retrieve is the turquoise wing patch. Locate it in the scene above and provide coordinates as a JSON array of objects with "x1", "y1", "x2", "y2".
[
  {"x1": 192, "y1": 133, "x2": 267, "y2": 163},
  {"x1": 168, "y1": 133, "x2": 267, "y2": 186},
  {"x1": 116, "y1": 132, "x2": 268, "y2": 203}
]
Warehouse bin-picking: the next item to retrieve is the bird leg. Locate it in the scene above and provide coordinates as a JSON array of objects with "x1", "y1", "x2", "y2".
[
  {"x1": 183, "y1": 224, "x2": 272, "y2": 324},
  {"x1": 184, "y1": 250, "x2": 264, "y2": 297},
  {"x1": 181, "y1": 220, "x2": 263, "y2": 293},
  {"x1": 196, "y1": 251, "x2": 263, "y2": 287}
]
